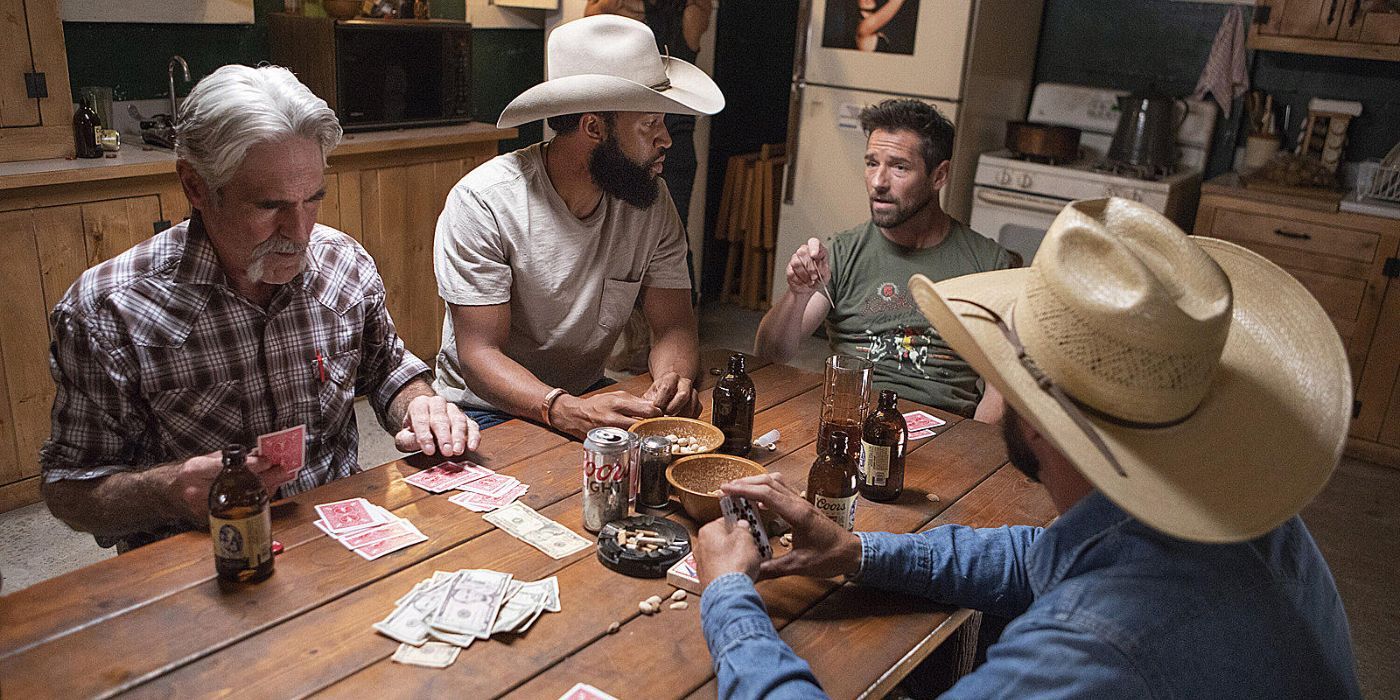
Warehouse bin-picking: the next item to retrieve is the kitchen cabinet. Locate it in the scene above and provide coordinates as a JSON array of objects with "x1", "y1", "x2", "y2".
[
  {"x1": 0, "y1": 0, "x2": 76, "y2": 162},
  {"x1": 1251, "y1": 0, "x2": 1400, "y2": 61},
  {"x1": 0, "y1": 124, "x2": 511, "y2": 512},
  {"x1": 1195, "y1": 183, "x2": 1400, "y2": 468}
]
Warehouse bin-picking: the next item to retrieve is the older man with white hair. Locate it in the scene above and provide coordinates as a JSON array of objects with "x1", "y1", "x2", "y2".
[{"x1": 41, "y1": 64, "x2": 477, "y2": 552}]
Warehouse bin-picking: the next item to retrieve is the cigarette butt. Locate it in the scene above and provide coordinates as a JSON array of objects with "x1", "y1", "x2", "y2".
[
  {"x1": 670, "y1": 590, "x2": 687, "y2": 602},
  {"x1": 616, "y1": 530, "x2": 627, "y2": 546},
  {"x1": 669, "y1": 601, "x2": 689, "y2": 610},
  {"x1": 633, "y1": 535, "x2": 669, "y2": 545}
]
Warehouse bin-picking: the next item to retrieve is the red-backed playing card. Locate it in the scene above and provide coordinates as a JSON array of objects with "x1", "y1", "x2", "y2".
[
  {"x1": 258, "y1": 425, "x2": 306, "y2": 473},
  {"x1": 315, "y1": 498, "x2": 380, "y2": 534},
  {"x1": 558, "y1": 683, "x2": 619, "y2": 700},
  {"x1": 902, "y1": 410, "x2": 946, "y2": 433},
  {"x1": 457, "y1": 473, "x2": 518, "y2": 498}
]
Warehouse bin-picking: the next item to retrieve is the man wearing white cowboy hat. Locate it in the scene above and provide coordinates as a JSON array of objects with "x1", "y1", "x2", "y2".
[
  {"x1": 431, "y1": 15, "x2": 723, "y2": 438},
  {"x1": 693, "y1": 198, "x2": 1360, "y2": 698}
]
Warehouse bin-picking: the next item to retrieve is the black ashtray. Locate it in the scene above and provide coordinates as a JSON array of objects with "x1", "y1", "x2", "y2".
[{"x1": 596, "y1": 515, "x2": 691, "y2": 578}]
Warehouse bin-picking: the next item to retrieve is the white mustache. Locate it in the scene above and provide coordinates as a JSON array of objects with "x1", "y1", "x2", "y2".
[{"x1": 252, "y1": 236, "x2": 305, "y2": 258}]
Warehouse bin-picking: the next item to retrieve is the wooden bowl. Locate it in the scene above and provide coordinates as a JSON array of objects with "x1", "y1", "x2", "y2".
[
  {"x1": 666, "y1": 454, "x2": 766, "y2": 522},
  {"x1": 323, "y1": 0, "x2": 361, "y2": 19},
  {"x1": 629, "y1": 417, "x2": 724, "y2": 456}
]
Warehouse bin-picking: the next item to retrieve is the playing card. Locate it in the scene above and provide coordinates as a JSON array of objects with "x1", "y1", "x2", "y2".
[
  {"x1": 902, "y1": 410, "x2": 947, "y2": 433},
  {"x1": 450, "y1": 483, "x2": 529, "y2": 512},
  {"x1": 353, "y1": 526, "x2": 428, "y2": 561},
  {"x1": 456, "y1": 473, "x2": 519, "y2": 498},
  {"x1": 908, "y1": 428, "x2": 936, "y2": 440},
  {"x1": 315, "y1": 498, "x2": 386, "y2": 534},
  {"x1": 258, "y1": 424, "x2": 306, "y2": 472},
  {"x1": 559, "y1": 683, "x2": 620, "y2": 700},
  {"x1": 339, "y1": 518, "x2": 415, "y2": 549},
  {"x1": 405, "y1": 465, "x2": 488, "y2": 493}
]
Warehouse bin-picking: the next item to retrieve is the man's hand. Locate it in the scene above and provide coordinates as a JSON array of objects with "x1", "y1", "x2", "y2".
[
  {"x1": 395, "y1": 395, "x2": 480, "y2": 457},
  {"x1": 642, "y1": 371, "x2": 701, "y2": 418},
  {"x1": 785, "y1": 238, "x2": 830, "y2": 297},
  {"x1": 170, "y1": 451, "x2": 294, "y2": 521},
  {"x1": 549, "y1": 391, "x2": 662, "y2": 438},
  {"x1": 696, "y1": 514, "x2": 763, "y2": 589},
  {"x1": 721, "y1": 473, "x2": 862, "y2": 580}
]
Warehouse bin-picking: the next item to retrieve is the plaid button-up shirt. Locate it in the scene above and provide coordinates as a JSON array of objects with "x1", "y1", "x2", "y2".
[{"x1": 42, "y1": 217, "x2": 429, "y2": 548}]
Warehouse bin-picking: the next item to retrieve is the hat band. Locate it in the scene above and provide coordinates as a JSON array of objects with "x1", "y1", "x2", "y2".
[{"x1": 950, "y1": 298, "x2": 1203, "y2": 478}]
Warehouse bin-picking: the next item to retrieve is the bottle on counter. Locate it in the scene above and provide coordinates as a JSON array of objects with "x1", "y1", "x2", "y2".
[
  {"x1": 73, "y1": 94, "x2": 103, "y2": 159},
  {"x1": 712, "y1": 352, "x2": 755, "y2": 457},
  {"x1": 807, "y1": 430, "x2": 859, "y2": 531},
  {"x1": 209, "y1": 444, "x2": 274, "y2": 583},
  {"x1": 860, "y1": 390, "x2": 907, "y2": 502}
]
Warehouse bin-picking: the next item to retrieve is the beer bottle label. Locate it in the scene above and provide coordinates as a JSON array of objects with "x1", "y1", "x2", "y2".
[
  {"x1": 813, "y1": 493, "x2": 857, "y2": 531},
  {"x1": 861, "y1": 441, "x2": 890, "y2": 486},
  {"x1": 210, "y1": 511, "x2": 272, "y2": 568}
]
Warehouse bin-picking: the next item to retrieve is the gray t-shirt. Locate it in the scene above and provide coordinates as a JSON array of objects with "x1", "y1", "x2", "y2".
[
  {"x1": 821, "y1": 219, "x2": 1011, "y2": 417},
  {"x1": 433, "y1": 142, "x2": 692, "y2": 410}
]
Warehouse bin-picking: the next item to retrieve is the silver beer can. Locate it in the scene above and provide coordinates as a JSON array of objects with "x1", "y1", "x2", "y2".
[{"x1": 583, "y1": 427, "x2": 632, "y2": 532}]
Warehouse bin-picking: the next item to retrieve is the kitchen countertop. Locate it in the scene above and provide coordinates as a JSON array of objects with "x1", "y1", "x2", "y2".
[{"x1": 0, "y1": 122, "x2": 515, "y2": 192}]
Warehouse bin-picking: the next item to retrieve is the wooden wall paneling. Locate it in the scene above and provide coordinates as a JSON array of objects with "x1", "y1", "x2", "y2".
[
  {"x1": 80, "y1": 196, "x2": 161, "y2": 266},
  {"x1": 0, "y1": 210, "x2": 52, "y2": 483},
  {"x1": 338, "y1": 170, "x2": 363, "y2": 243},
  {"x1": 0, "y1": 0, "x2": 73, "y2": 161},
  {"x1": 358, "y1": 166, "x2": 416, "y2": 357},
  {"x1": 0, "y1": 0, "x2": 40, "y2": 128},
  {"x1": 0, "y1": 211, "x2": 28, "y2": 484},
  {"x1": 403, "y1": 161, "x2": 446, "y2": 362},
  {"x1": 317, "y1": 172, "x2": 342, "y2": 231},
  {"x1": 0, "y1": 474, "x2": 40, "y2": 512},
  {"x1": 1355, "y1": 277, "x2": 1400, "y2": 443}
]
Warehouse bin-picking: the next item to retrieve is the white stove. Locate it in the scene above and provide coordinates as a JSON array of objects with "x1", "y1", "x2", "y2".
[{"x1": 971, "y1": 83, "x2": 1218, "y2": 264}]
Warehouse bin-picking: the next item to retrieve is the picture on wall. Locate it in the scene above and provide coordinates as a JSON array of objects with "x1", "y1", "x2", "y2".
[{"x1": 820, "y1": 0, "x2": 920, "y2": 55}]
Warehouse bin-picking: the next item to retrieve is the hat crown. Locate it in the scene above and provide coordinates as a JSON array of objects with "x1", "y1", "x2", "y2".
[
  {"x1": 1017, "y1": 199, "x2": 1233, "y2": 425},
  {"x1": 547, "y1": 15, "x2": 669, "y2": 90}
]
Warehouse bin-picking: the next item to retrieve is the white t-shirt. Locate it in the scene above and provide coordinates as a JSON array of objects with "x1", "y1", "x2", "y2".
[{"x1": 432, "y1": 142, "x2": 692, "y2": 410}]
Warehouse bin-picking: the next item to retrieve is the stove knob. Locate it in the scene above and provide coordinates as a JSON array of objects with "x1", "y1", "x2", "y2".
[
  {"x1": 1018, "y1": 173, "x2": 1033, "y2": 188},
  {"x1": 998, "y1": 170, "x2": 1012, "y2": 186}
]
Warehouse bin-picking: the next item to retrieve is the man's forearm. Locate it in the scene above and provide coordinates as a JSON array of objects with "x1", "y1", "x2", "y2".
[
  {"x1": 648, "y1": 321, "x2": 700, "y2": 383},
  {"x1": 754, "y1": 291, "x2": 816, "y2": 363},
  {"x1": 856, "y1": 525, "x2": 1042, "y2": 619},
  {"x1": 683, "y1": 0, "x2": 713, "y2": 52},
  {"x1": 460, "y1": 346, "x2": 559, "y2": 419},
  {"x1": 41, "y1": 465, "x2": 184, "y2": 538}
]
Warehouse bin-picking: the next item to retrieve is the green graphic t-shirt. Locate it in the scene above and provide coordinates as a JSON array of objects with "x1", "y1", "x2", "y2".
[{"x1": 820, "y1": 220, "x2": 1012, "y2": 417}]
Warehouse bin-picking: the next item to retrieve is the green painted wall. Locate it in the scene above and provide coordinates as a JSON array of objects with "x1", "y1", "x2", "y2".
[{"x1": 62, "y1": 0, "x2": 541, "y2": 151}]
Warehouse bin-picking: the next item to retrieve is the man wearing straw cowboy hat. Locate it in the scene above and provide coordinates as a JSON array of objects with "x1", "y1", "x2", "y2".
[
  {"x1": 694, "y1": 198, "x2": 1361, "y2": 697},
  {"x1": 431, "y1": 15, "x2": 723, "y2": 438}
]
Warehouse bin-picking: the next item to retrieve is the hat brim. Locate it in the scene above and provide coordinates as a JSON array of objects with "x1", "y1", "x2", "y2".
[
  {"x1": 910, "y1": 237, "x2": 1350, "y2": 543},
  {"x1": 498, "y1": 58, "x2": 724, "y2": 128}
]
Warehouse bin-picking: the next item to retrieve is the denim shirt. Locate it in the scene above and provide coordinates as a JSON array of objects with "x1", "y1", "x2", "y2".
[{"x1": 699, "y1": 492, "x2": 1360, "y2": 699}]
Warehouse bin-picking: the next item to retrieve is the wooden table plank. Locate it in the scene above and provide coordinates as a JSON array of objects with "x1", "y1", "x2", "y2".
[{"x1": 479, "y1": 419, "x2": 1013, "y2": 700}]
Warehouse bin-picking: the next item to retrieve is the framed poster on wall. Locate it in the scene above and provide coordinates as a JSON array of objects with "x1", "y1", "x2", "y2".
[{"x1": 61, "y1": 0, "x2": 255, "y2": 24}]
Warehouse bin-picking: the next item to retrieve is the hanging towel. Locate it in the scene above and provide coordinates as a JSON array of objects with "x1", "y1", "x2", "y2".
[{"x1": 1193, "y1": 6, "x2": 1249, "y2": 114}]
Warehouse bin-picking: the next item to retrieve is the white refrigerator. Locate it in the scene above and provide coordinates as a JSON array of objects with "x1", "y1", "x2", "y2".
[{"x1": 774, "y1": 0, "x2": 1045, "y2": 301}]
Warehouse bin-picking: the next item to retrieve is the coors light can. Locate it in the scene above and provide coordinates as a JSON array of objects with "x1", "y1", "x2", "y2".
[{"x1": 583, "y1": 427, "x2": 632, "y2": 532}]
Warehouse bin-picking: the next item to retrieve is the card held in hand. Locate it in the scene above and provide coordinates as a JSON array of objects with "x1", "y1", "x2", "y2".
[{"x1": 258, "y1": 424, "x2": 306, "y2": 472}]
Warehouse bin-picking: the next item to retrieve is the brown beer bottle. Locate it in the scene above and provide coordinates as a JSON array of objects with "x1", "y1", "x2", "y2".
[
  {"x1": 860, "y1": 390, "x2": 907, "y2": 502},
  {"x1": 209, "y1": 444, "x2": 274, "y2": 583},
  {"x1": 712, "y1": 352, "x2": 755, "y2": 456},
  {"x1": 72, "y1": 94, "x2": 103, "y2": 159},
  {"x1": 807, "y1": 430, "x2": 859, "y2": 531}
]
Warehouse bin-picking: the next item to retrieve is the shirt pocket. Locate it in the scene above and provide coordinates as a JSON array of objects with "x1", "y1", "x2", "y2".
[
  {"x1": 598, "y1": 277, "x2": 642, "y2": 333},
  {"x1": 148, "y1": 379, "x2": 244, "y2": 458}
]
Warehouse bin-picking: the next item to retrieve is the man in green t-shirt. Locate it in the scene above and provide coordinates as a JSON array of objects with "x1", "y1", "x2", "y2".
[{"x1": 755, "y1": 99, "x2": 1012, "y2": 421}]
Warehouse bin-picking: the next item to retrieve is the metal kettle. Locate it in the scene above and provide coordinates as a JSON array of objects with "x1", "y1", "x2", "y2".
[{"x1": 1107, "y1": 86, "x2": 1186, "y2": 171}]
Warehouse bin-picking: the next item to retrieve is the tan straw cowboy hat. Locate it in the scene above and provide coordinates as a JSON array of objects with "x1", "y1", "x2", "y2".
[
  {"x1": 911, "y1": 198, "x2": 1350, "y2": 543},
  {"x1": 498, "y1": 15, "x2": 724, "y2": 129}
]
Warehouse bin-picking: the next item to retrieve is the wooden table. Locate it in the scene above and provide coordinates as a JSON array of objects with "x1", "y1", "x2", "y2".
[{"x1": 0, "y1": 349, "x2": 1056, "y2": 699}]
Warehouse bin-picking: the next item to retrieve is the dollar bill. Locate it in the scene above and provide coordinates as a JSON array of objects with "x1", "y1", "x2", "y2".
[
  {"x1": 374, "y1": 575, "x2": 457, "y2": 646},
  {"x1": 391, "y1": 641, "x2": 461, "y2": 668},
  {"x1": 483, "y1": 502, "x2": 593, "y2": 559},
  {"x1": 431, "y1": 569, "x2": 513, "y2": 639},
  {"x1": 427, "y1": 627, "x2": 477, "y2": 649},
  {"x1": 491, "y1": 579, "x2": 553, "y2": 634}
]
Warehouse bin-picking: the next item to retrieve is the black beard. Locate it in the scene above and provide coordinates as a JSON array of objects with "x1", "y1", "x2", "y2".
[
  {"x1": 1002, "y1": 408, "x2": 1042, "y2": 483},
  {"x1": 589, "y1": 132, "x2": 660, "y2": 208},
  {"x1": 870, "y1": 188, "x2": 933, "y2": 229}
]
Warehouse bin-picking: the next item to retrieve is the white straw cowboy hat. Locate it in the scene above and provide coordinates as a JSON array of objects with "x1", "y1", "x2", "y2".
[
  {"x1": 911, "y1": 198, "x2": 1350, "y2": 543},
  {"x1": 498, "y1": 14, "x2": 724, "y2": 129}
]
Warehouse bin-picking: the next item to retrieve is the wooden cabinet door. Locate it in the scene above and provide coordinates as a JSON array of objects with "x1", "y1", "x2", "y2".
[
  {"x1": 1337, "y1": 2, "x2": 1400, "y2": 44},
  {"x1": 1264, "y1": 0, "x2": 1345, "y2": 38},
  {"x1": 1354, "y1": 276, "x2": 1400, "y2": 445},
  {"x1": 0, "y1": 205, "x2": 86, "y2": 509},
  {"x1": 356, "y1": 157, "x2": 481, "y2": 364},
  {"x1": 80, "y1": 196, "x2": 163, "y2": 266},
  {"x1": 0, "y1": 0, "x2": 74, "y2": 161}
]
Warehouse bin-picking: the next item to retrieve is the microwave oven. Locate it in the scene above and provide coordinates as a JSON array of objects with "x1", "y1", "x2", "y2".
[{"x1": 270, "y1": 14, "x2": 471, "y2": 132}]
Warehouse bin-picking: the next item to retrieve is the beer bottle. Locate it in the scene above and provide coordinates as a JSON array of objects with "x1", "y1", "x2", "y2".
[
  {"x1": 860, "y1": 390, "x2": 907, "y2": 502},
  {"x1": 712, "y1": 352, "x2": 755, "y2": 456},
  {"x1": 72, "y1": 94, "x2": 103, "y2": 159},
  {"x1": 209, "y1": 444, "x2": 274, "y2": 583},
  {"x1": 807, "y1": 430, "x2": 858, "y2": 531}
]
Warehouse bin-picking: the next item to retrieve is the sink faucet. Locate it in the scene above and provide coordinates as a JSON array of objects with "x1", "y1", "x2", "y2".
[{"x1": 168, "y1": 55, "x2": 191, "y2": 123}]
